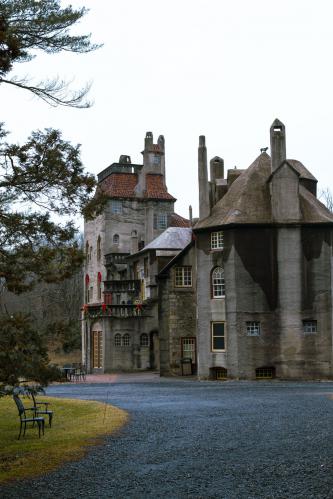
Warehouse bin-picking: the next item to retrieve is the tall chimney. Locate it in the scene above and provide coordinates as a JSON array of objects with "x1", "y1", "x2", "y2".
[
  {"x1": 198, "y1": 136, "x2": 210, "y2": 219},
  {"x1": 189, "y1": 205, "x2": 193, "y2": 224},
  {"x1": 270, "y1": 118, "x2": 286, "y2": 172}
]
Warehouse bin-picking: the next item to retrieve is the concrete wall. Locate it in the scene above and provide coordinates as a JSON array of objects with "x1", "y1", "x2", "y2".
[
  {"x1": 159, "y1": 247, "x2": 196, "y2": 376},
  {"x1": 196, "y1": 226, "x2": 333, "y2": 380}
]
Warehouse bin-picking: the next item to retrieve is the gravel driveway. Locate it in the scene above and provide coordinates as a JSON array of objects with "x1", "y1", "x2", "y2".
[{"x1": 1, "y1": 378, "x2": 333, "y2": 498}]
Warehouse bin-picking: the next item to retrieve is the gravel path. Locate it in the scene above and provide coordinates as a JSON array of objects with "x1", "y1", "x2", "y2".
[{"x1": 1, "y1": 379, "x2": 333, "y2": 498}]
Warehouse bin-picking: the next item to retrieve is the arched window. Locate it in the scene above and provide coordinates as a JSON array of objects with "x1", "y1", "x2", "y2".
[
  {"x1": 140, "y1": 333, "x2": 149, "y2": 347},
  {"x1": 113, "y1": 234, "x2": 119, "y2": 245},
  {"x1": 212, "y1": 267, "x2": 225, "y2": 298},
  {"x1": 114, "y1": 334, "x2": 121, "y2": 347},
  {"x1": 122, "y1": 333, "x2": 130, "y2": 346},
  {"x1": 97, "y1": 235, "x2": 101, "y2": 261}
]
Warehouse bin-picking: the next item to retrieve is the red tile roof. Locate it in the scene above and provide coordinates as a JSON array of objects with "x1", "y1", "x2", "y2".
[
  {"x1": 100, "y1": 173, "x2": 138, "y2": 198},
  {"x1": 170, "y1": 213, "x2": 191, "y2": 227},
  {"x1": 144, "y1": 174, "x2": 176, "y2": 201},
  {"x1": 100, "y1": 172, "x2": 176, "y2": 201}
]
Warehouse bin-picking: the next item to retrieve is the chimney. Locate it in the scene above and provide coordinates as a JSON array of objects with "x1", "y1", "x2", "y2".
[
  {"x1": 270, "y1": 118, "x2": 286, "y2": 172},
  {"x1": 210, "y1": 156, "x2": 224, "y2": 182},
  {"x1": 198, "y1": 136, "x2": 210, "y2": 219},
  {"x1": 189, "y1": 205, "x2": 193, "y2": 225}
]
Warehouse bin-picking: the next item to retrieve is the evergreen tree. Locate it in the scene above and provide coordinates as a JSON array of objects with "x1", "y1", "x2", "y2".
[
  {"x1": 0, "y1": 0, "x2": 102, "y2": 395},
  {"x1": 0, "y1": 0, "x2": 100, "y2": 107}
]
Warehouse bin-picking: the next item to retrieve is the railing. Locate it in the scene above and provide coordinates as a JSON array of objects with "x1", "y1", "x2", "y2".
[
  {"x1": 83, "y1": 304, "x2": 147, "y2": 319},
  {"x1": 104, "y1": 253, "x2": 130, "y2": 265},
  {"x1": 103, "y1": 280, "x2": 141, "y2": 293}
]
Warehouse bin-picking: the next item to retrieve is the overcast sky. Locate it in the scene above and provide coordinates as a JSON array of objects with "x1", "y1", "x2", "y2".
[{"x1": 1, "y1": 0, "x2": 333, "y2": 219}]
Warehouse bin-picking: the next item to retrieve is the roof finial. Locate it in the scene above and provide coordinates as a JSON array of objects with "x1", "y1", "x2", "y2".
[{"x1": 260, "y1": 147, "x2": 268, "y2": 153}]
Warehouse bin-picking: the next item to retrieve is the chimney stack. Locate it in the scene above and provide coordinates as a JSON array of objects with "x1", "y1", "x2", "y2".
[
  {"x1": 198, "y1": 136, "x2": 210, "y2": 219},
  {"x1": 270, "y1": 118, "x2": 286, "y2": 172}
]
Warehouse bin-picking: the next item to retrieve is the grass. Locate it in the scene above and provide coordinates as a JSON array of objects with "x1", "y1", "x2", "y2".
[{"x1": 0, "y1": 395, "x2": 128, "y2": 484}]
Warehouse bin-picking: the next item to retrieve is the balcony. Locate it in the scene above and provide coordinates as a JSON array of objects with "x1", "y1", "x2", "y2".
[
  {"x1": 104, "y1": 253, "x2": 129, "y2": 266},
  {"x1": 103, "y1": 280, "x2": 141, "y2": 294},
  {"x1": 83, "y1": 303, "x2": 147, "y2": 319}
]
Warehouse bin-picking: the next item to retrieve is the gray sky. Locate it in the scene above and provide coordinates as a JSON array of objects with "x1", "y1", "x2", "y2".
[{"x1": 1, "y1": 0, "x2": 333, "y2": 218}]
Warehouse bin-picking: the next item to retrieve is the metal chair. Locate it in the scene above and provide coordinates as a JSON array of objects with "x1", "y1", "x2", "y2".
[
  {"x1": 31, "y1": 393, "x2": 53, "y2": 427},
  {"x1": 13, "y1": 394, "x2": 45, "y2": 439}
]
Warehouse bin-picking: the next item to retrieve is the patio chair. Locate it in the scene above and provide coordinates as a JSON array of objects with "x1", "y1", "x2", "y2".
[
  {"x1": 31, "y1": 393, "x2": 53, "y2": 427},
  {"x1": 74, "y1": 364, "x2": 86, "y2": 382},
  {"x1": 13, "y1": 394, "x2": 45, "y2": 439}
]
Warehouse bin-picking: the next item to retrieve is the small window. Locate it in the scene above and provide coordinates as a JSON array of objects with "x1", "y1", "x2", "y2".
[
  {"x1": 89, "y1": 286, "x2": 93, "y2": 302},
  {"x1": 212, "y1": 267, "x2": 225, "y2": 298},
  {"x1": 153, "y1": 155, "x2": 161, "y2": 165},
  {"x1": 114, "y1": 334, "x2": 121, "y2": 347},
  {"x1": 246, "y1": 321, "x2": 261, "y2": 336},
  {"x1": 116, "y1": 294, "x2": 121, "y2": 305},
  {"x1": 122, "y1": 333, "x2": 130, "y2": 346},
  {"x1": 211, "y1": 231, "x2": 224, "y2": 250},
  {"x1": 211, "y1": 367, "x2": 227, "y2": 380},
  {"x1": 111, "y1": 200, "x2": 122, "y2": 214},
  {"x1": 89, "y1": 246, "x2": 93, "y2": 261},
  {"x1": 154, "y1": 213, "x2": 167, "y2": 230},
  {"x1": 256, "y1": 367, "x2": 275, "y2": 379},
  {"x1": 175, "y1": 266, "x2": 192, "y2": 287},
  {"x1": 97, "y1": 281, "x2": 102, "y2": 300},
  {"x1": 138, "y1": 240, "x2": 145, "y2": 251},
  {"x1": 86, "y1": 241, "x2": 90, "y2": 262},
  {"x1": 211, "y1": 322, "x2": 226, "y2": 352},
  {"x1": 113, "y1": 234, "x2": 119, "y2": 245},
  {"x1": 97, "y1": 236, "x2": 101, "y2": 262},
  {"x1": 140, "y1": 333, "x2": 149, "y2": 347},
  {"x1": 303, "y1": 320, "x2": 317, "y2": 333}
]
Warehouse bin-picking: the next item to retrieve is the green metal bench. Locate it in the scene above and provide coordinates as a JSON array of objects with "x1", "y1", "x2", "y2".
[{"x1": 13, "y1": 394, "x2": 45, "y2": 439}]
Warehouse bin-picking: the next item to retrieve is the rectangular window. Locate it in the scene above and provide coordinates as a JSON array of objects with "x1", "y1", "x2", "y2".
[
  {"x1": 154, "y1": 213, "x2": 167, "y2": 230},
  {"x1": 246, "y1": 321, "x2": 261, "y2": 336},
  {"x1": 89, "y1": 286, "x2": 93, "y2": 302},
  {"x1": 211, "y1": 231, "x2": 224, "y2": 250},
  {"x1": 175, "y1": 266, "x2": 192, "y2": 287},
  {"x1": 212, "y1": 322, "x2": 226, "y2": 351},
  {"x1": 111, "y1": 200, "x2": 122, "y2": 214},
  {"x1": 98, "y1": 282, "x2": 102, "y2": 300},
  {"x1": 181, "y1": 337, "x2": 196, "y2": 361},
  {"x1": 303, "y1": 320, "x2": 317, "y2": 333}
]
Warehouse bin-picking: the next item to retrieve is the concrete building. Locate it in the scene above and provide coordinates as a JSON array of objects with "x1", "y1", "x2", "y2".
[
  {"x1": 83, "y1": 120, "x2": 333, "y2": 380},
  {"x1": 193, "y1": 119, "x2": 333, "y2": 379},
  {"x1": 82, "y1": 132, "x2": 190, "y2": 373}
]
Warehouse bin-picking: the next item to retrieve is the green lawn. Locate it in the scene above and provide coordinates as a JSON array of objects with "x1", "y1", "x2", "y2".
[{"x1": 0, "y1": 395, "x2": 128, "y2": 484}]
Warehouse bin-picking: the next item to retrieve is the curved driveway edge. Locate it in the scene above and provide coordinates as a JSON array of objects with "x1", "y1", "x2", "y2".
[{"x1": 1, "y1": 379, "x2": 332, "y2": 498}]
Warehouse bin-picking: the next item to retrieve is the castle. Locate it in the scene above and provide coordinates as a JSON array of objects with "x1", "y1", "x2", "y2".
[{"x1": 82, "y1": 120, "x2": 333, "y2": 379}]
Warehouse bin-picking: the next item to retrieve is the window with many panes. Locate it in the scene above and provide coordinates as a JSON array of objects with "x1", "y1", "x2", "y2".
[
  {"x1": 111, "y1": 200, "x2": 122, "y2": 214},
  {"x1": 122, "y1": 333, "x2": 130, "y2": 346},
  {"x1": 246, "y1": 321, "x2": 261, "y2": 336},
  {"x1": 154, "y1": 213, "x2": 167, "y2": 230},
  {"x1": 175, "y1": 266, "x2": 192, "y2": 287},
  {"x1": 211, "y1": 231, "x2": 224, "y2": 250},
  {"x1": 211, "y1": 322, "x2": 226, "y2": 351},
  {"x1": 114, "y1": 334, "x2": 121, "y2": 347},
  {"x1": 140, "y1": 333, "x2": 149, "y2": 347},
  {"x1": 303, "y1": 320, "x2": 317, "y2": 333},
  {"x1": 212, "y1": 267, "x2": 225, "y2": 297}
]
